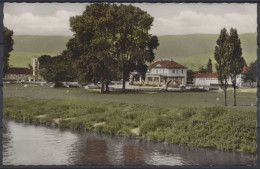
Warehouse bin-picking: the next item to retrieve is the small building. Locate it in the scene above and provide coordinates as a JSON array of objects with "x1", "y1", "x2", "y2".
[
  {"x1": 193, "y1": 73, "x2": 218, "y2": 86},
  {"x1": 4, "y1": 67, "x2": 32, "y2": 82},
  {"x1": 193, "y1": 66, "x2": 250, "y2": 87},
  {"x1": 144, "y1": 58, "x2": 187, "y2": 87}
]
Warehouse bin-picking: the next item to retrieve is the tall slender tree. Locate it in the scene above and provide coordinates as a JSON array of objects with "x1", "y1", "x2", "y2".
[
  {"x1": 228, "y1": 28, "x2": 245, "y2": 106},
  {"x1": 214, "y1": 28, "x2": 230, "y2": 106},
  {"x1": 206, "y1": 58, "x2": 213, "y2": 73}
]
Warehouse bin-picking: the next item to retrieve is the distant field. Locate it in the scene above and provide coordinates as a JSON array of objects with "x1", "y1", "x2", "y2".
[
  {"x1": 9, "y1": 33, "x2": 257, "y2": 70},
  {"x1": 9, "y1": 52, "x2": 58, "y2": 68},
  {"x1": 10, "y1": 35, "x2": 70, "y2": 67},
  {"x1": 175, "y1": 53, "x2": 257, "y2": 71}
]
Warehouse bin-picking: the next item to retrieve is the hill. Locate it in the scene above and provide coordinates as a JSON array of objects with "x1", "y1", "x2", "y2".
[
  {"x1": 9, "y1": 33, "x2": 257, "y2": 70},
  {"x1": 10, "y1": 35, "x2": 71, "y2": 67},
  {"x1": 156, "y1": 33, "x2": 257, "y2": 70}
]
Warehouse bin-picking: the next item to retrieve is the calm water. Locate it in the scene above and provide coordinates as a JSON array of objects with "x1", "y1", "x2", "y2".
[{"x1": 3, "y1": 119, "x2": 256, "y2": 166}]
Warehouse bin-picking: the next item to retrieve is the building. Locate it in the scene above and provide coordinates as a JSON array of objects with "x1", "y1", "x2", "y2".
[
  {"x1": 193, "y1": 73, "x2": 218, "y2": 86},
  {"x1": 144, "y1": 58, "x2": 187, "y2": 87},
  {"x1": 31, "y1": 56, "x2": 43, "y2": 81},
  {"x1": 193, "y1": 66, "x2": 249, "y2": 87},
  {"x1": 4, "y1": 67, "x2": 32, "y2": 82}
]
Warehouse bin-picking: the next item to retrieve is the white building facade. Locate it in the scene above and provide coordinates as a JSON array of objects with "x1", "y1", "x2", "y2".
[
  {"x1": 194, "y1": 67, "x2": 248, "y2": 87},
  {"x1": 144, "y1": 59, "x2": 187, "y2": 87}
]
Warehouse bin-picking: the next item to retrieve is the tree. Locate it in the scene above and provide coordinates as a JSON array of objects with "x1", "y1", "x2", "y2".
[
  {"x1": 187, "y1": 69, "x2": 196, "y2": 84},
  {"x1": 38, "y1": 54, "x2": 76, "y2": 86},
  {"x1": 67, "y1": 4, "x2": 159, "y2": 92},
  {"x1": 243, "y1": 60, "x2": 256, "y2": 87},
  {"x1": 206, "y1": 58, "x2": 213, "y2": 73},
  {"x1": 214, "y1": 28, "x2": 230, "y2": 106},
  {"x1": 198, "y1": 66, "x2": 208, "y2": 73},
  {"x1": 114, "y1": 5, "x2": 159, "y2": 90},
  {"x1": 228, "y1": 28, "x2": 245, "y2": 106},
  {"x1": 68, "y1": 4, "x2": 119, "y2": 93},
  {"x1": 4, "y1": 27, "x2": 14, "y2": 75}
]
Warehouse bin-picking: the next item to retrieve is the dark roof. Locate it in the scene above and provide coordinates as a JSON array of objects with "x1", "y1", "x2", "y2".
[
  {"x1": 194, "y1": 72, "x2": 218, "y2": 78},
  {"x1": 148, "y1": 60, "x2": 186, "y2": 69},
  {"x1": 6, "y1": 68, "x2": 32, "y2": 75}
]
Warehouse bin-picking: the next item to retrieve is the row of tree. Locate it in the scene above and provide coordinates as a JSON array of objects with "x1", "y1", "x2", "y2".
[
  {"x1": 39, "y1": 4, "x2": 159, "y2": 93},
  {"x1": 214, "y1": 28, "x2": 246, "y2": 106}
]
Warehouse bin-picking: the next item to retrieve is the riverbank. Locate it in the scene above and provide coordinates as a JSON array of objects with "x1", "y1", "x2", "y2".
[{"x1": 3, "y1": 97, "x2": 256, "y2": 154}]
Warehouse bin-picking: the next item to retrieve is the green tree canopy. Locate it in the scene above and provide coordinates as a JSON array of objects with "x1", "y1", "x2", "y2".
[
  {"x1": 243, "y1": 60, "x2": 256, "y2": 87},
  {"x1": 67, "y1": 4, "x2": 159, "y2": 91},
  {"x1": 4, "y1": 27, "x2": 14, "y2": 74},
  {"x1": 228, "y1": 28, "x2": 245, "y2": 106},
  {"x1": 214, "y1": 28, "x2": 230, "y2": 106},
  {"x1": 206, "y1": 58, "x2": 213, "y2": 73},
  {"x1": 39, "y1": 54, "x2": 76, "y2": 85}
]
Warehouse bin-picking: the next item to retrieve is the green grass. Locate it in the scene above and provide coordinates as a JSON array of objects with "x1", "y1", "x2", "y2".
[
  {"x1": 3, "y1": 96, "x2": 256, "y2": 154},
  {"x1": 3, "y1": 84, "x2": 257, "y2": 153},
  {"x1": 3, "y1": 84, "x2": 257, "y2": 110}
]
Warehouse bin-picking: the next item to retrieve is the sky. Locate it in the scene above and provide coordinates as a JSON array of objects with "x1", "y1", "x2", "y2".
[{"x1": 3, "y1": 3, "x2": 257, "y2": 36}]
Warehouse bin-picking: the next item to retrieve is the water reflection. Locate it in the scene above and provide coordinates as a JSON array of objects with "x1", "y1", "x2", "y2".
[
  {"x1": 3, "y1": 119, "x2": 256, "y2": 165},
  {"x1": 81, "y1": 140, "x2": 110, "y2": 165},
  {"x1": 124, "y1": 145, "x2": 146, "y2": 165}
]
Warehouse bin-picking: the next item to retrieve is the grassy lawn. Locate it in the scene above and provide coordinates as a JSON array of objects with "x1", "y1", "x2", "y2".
[
  {"x1": 3, "y1": 84, "x2": 257, "y2": 110},
  {"x1": 3, "y1": 84, "x2": 257, "y2": 153}
]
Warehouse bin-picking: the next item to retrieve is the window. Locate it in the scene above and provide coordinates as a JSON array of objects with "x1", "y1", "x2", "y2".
[{"x1": 172, "y1": 69, "x2": 175, "y2": 73}]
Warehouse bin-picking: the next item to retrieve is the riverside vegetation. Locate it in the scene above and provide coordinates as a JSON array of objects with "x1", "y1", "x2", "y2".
[{"x1": 3, "y1": 84, "x2": 256, "y2": 154}]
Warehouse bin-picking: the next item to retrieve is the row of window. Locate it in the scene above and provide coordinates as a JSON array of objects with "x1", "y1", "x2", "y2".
[
  {"x1": 151, "y1": 69, "x2": 184, "y2": 74},
  {"x1": 198, "y1": 78, "x2": 217, "y2": 80},
  {"x1": 172, "y1": 69, "x2": 184, "y2": 74}
]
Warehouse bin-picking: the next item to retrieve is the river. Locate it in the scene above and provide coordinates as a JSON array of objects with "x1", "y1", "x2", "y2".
[{"x1": 2, "y1": 119, "x2": 256, "y2": 166}]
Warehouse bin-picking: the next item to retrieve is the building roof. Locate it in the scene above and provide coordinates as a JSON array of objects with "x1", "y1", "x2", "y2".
[
  {"x1": 242, "y1": 66, "x2": 249, "y2": 74},
  {"x1": 6, "y1": 68, "x2": 32, "y2": 75},
  {"x1": 194, "y1": 72, "x2": 217, "y2": 78},
  {"x1": 148, "y1": 59, "x2": 186, "y2": 69}
]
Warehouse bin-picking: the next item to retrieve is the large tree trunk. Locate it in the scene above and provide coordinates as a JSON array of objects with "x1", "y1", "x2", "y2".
[
  {"x1": 101, "y1": 83, "x2": 105, "y2": 94},
  {"x1": 233, "y1": 78, "x2": 237, "y2": 106},
  {"x1": 122, "y1": 62, "x2": 126, "y2": 91},
  {"x1": 122, "y1": 76, "x2": 126, "y2": 91},
  {"x1": 105, "y1": 82, "x2": 109, "y2": 92},
  {"x1": 224, "y1": 81, "x2": 227, "y2": 106}
]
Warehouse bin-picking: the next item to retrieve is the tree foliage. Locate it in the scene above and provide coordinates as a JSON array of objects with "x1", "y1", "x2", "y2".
[
  {"x1": 243, "y1": 60, "x2": 256, "y2": 87},
  {"x1": 198, "y1": 58, "x2": 213, "y2": 73},
  {"x1": 214, "y1": 28, "x2": 245, "y2": 106},
  {"x1": 206, "y1": 58, "x2": 213, "y2": 73},
  {"x1": 214, "y1": 28, "x2": 230, "y2": 106},
  {"x1": 228, "y1": 28, "x2": 245, "y2": 106},
  {"x1": 198, "y1": 66, "x2": 208, "y2": 73},
  {"x1": 38, "y1": 54, "x2": 76, "y2": 85},
  {"x1": 67, "y1": 4, "x2": 159, "y2": 91},
  {"x1": 187, "y1": 69, "x2": 196, "y2": 84},
  {"x1": 4, "y1": 27, "x2": 14, "y2": 75}
]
